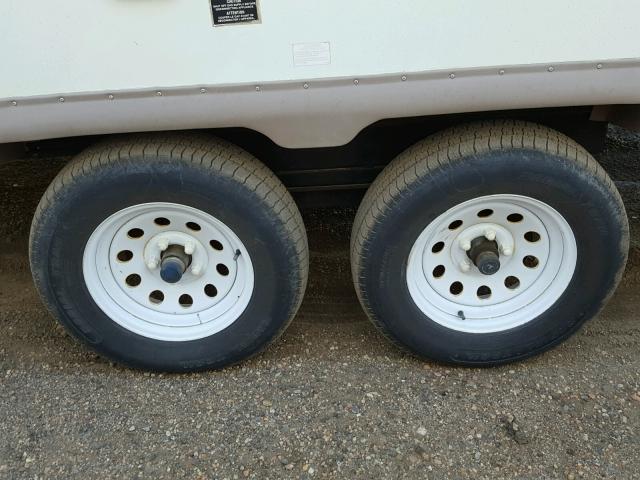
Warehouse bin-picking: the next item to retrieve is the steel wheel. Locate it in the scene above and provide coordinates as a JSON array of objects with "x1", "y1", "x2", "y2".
[
  {"x1": 407, "y1": 194, "x2": 576, "y2": 333},
  {"x1": 83, "y1": 202, "x2": 254, "y2": 341}
]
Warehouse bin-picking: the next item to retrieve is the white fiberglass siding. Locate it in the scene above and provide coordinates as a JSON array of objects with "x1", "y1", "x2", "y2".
[{"x1": 1, "y1": 0, "x2": 639, "y2": 98}]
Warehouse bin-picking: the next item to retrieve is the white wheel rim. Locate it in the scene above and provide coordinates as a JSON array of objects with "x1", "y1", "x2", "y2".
[
  {"x1": 83, "y1": 202, "x2": 254, "y2": 341},
  {"x1": 406, "y1": 194, "x2": 577, "y2": 333}
]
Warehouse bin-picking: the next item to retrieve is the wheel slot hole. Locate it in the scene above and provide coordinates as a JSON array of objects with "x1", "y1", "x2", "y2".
[
  {"x1": 127, "y1": 228, "x2": 144, "y2": 239},
  {"x1": 186, "y1": 222, "x2": 201, "y2": 232},
  {"x1": 217, "y1": 264, "x2": 230, "y2": 276},
  {"x1": 505, "y1": 276, "x2": 520, "y2": 290},
  {"x1": 477, "y1": 285, "x2": 492, "y2": 299},
  {"x1": 117, "y1": 250, "x2": 133, "y2": 262},
  {"x1": 449, "y1": 281, "x2": 463, "y2": 295},
  {"x1": 477, "y1": 209, "x2": 493, "y2": 218},
  {"x1": 179, "y1": 294, "x2": 193, "y2": 308},
  {"x1": 507, "y1": 213, "x2": 523, "y2": 223},
  {"x1": 154, "y1": 217, "x2": 170, "y2": 226},
  {"x1": 125, "y1": 274, "x2": 141, "y2": 287},
  {"x1": 448, "y1": 220, "x2": 463, "y2": 230},
  {"x1": 432, "y1": 265, "x2": 445, "y2": 278},
  {"x1": 523, "y1": 255, "x2": 539, "y2": 268},
  {"x1": 149, "y1": 290, "x2": 164, "y2": 304},
  {"x1": 431, "y1": 241, "x2": 445, "y2": 253},
  {"x1": 524, "y1": 231, "x2": 541, "y2": 242},
  {"x1": 204, "y1": 284, "x2": 218, "y2": 298},
  {"x1": 210, "y1": 240, "x2": 224, "y2": 251}
]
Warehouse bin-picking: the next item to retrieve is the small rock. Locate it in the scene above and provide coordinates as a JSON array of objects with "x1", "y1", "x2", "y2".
[
  {"x1": 502, "y1": 415, "x2": 529, "y2": 444},
  {"x1": 416, "y1": 426, "x2": 428, "y2": 436},
  {"x1": 514, "y1": 431, "x2": 529, "y2": 445}
]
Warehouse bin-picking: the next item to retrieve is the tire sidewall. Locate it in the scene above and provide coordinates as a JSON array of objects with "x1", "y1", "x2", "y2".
[{"x1": 359, "y1": 149, "x2": 628, "y2": 364}]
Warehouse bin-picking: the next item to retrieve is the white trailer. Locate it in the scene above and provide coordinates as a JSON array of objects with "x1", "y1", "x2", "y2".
[{"x1": 1, "y1": 1, "x2": 638, "y2": 370}]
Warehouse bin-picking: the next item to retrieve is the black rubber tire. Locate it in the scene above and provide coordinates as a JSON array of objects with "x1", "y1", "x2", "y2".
[
  {"x1": 351, "y1": 120, "x2": 628, "y2": 366},
  {"x1": 30, "y1": 133, "x2": 308, "y2": 372}
]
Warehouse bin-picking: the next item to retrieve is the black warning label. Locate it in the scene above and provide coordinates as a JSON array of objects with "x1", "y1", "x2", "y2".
[{"x1": 211, "y1": 0, "x2": 260, "y2": 26}]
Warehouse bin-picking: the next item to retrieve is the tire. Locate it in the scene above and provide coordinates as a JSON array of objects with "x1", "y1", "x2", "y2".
[
  {"x1": 351, "y1": 120, "x2": 628, "y2": 366},
  {"x1": 30, "y1": 133, "x2": 308, "y2": 372}
]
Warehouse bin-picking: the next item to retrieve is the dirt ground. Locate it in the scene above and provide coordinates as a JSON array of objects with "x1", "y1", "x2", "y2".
[{"x1": 0, "y1": 127, "x2": 639, "y2": 479}]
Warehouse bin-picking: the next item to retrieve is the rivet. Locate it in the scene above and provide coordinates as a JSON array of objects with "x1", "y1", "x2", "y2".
[
  {"x1": 353, "y1": 79, "x2": 359, "y2": 85},
  {"x1": 58, "y1": 97, "x2": 65, "y2": 103},
  {"x1": 547, "y1": 66, "x2": 555, "y2": 73},
  {"x1": 303, "y1": 83, "x2": 309, "y2": 89},
  {"x1": 401, "y1": 75, "x2": 408, "y2": 81},
  {"x1": 10, "y1": 101, "x2": 17, "y2": 106},
  {"x1": 255, "y1": 86, "x2": 261, "y2": 92},
  {"x1": 107, "y1": 94, "x2": 115, "y2": 101},
  {"x1": 499, "y1": 69, "x2": 505, "y2": 75},
  {"x1": 449, "y1": 73, "x2": 456, "y2": 79},
  {"x1": 596, "y1": 63, "x2": 603, "y2": 70},
  {"x1": 200, "y1": 88, "x2": 207, "y2": 94},
  {"x1": 156, "y1": 91, "x2": 163, "y2": 97}
]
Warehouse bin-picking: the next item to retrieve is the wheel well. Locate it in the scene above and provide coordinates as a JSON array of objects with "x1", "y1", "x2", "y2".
[{"x1": 12, "y1": 106, "x2": 607, "y2": 207}]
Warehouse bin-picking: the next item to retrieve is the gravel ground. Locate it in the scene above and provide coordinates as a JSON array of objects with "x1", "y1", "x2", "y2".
[{"x1": 0, "y1": 126, "x2": 639, "y2": 479}]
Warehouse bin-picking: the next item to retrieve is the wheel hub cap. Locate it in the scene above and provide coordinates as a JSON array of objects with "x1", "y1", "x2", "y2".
[
  {"x1": 159, "y1": 244, "x2": 191, "y2": 284},
  {"x1": 467, "y1": 237, "x2": 501, "y2": 275}
]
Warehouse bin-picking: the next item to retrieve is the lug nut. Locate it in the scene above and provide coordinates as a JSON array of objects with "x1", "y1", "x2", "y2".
[
  {"x1": 157, "y1": 239, "x2": 169, "y2": 251},
  {"x1": 184, "y1": 241, "x2": 195, "y2": 255},
  {"x1": 191, "y1": 264, "x2": 203, "y2": 276},
  {"x1": 501, "y1": 246, "x2": 513, "y2": 256},
  {"x1": 460, "y1": 240, "x2": 471, "y2": 251},
  {"x1": 460, "y1": 260, "x2": 471, "y2": 272},
  {"x1": 147, "y1": 257, "x2": 159, "y2": 269},
  {"x1": 484, "y1": 229, "x2": 496, "y2": 241}
]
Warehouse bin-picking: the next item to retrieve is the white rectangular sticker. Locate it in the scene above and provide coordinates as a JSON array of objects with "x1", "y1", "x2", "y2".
[{"x1": 293, "y1": 42, "x2": 331, "y2": 67}]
